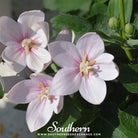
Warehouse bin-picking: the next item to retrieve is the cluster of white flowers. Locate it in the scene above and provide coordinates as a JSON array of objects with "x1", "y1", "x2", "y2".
[{"x1": 0, "y1": 10, "x2": 119, "y2": 132}]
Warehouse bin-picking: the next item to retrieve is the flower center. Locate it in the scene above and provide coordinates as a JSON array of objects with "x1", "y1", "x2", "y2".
[
  {"x1": 22, "y1": 39, "x2": 39, "y2": 55},
  {"x1": 79, "y1": 54, "x2": 96, "y2": 79},
  {"x1": 37, "y1": 85, "x2": 53, "y2": 103}
]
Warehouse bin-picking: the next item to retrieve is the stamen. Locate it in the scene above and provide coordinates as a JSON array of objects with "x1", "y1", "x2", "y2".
[
  {"x1": 22, "y1": 39, "x2": 39, "y2": 55},
  {"x1": 79, "y1": 54, "x2": 96, "y2": 79},
  {"x1": 82, "y1": 54, "x2": 87, "y2": 63},
  {"x1": 30, "y1": 44, "x2": 39, "y2": 50},
  {"x1": 88, "y1": 60, "x2": 96, "y2": 66},
  {"x1": 48, "y1": 96, "x2": 53, "y2": 103},
  {"x1": 37, "y1": 85, "x2": 53, "y2": 103},
  {"x1": 31, "y1": 40, "x2": 39, "y2": 44},
  {"x1": 25, "y1": 45, "x2": 29, "y2": 56}
]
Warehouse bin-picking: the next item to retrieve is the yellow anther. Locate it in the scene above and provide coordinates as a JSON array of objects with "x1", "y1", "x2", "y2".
[
  {"x1": 37, "y1": 85, "x2": 53, "y2": 103},
  {"x1": 48, "y1": 96, "x2": 53, "y2": 103},
  {"x1": 0, "y1": 123, "x2": 4, "y2": 134},
  {"x1": 22, "y1": 39, "x2": 39, "y2": 55},
  {"x1": 80, "y1": 54, "x2": 96, "y2": 79}
]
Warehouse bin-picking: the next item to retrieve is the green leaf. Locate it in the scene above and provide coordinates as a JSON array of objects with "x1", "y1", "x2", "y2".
[
  {"x1": 14, "y1": 104, "x2": 28, "y2": 111},
  {"x1": 36, "y1": 96, "x2": 81, "y2": 138},
  {"x1": 112, "y1": 104, "x2": 138, "y2": 138},
  {"x1": 108, "y1": 0, "x2": 120, "y2": 18},
  {"x1": 93, "y1": 14, "x2": 114, "y2": 35},
  {"x1": 112, "y1": 124, "x2": 138, "y2": 138},
  {"x1": 134, "y1": 16, "x2": 138, "y2": 31},
  {"x1": 89, "y1": 2, "x2": 107, "y2": 17},
  {"x1": 107, "y1": 0, "x2": 133, "y2": 23},
  {"x1": 127, "y1": 39, "x2": 138, "y2": 48},
  {"x1": 118, "y1": 110, "x2": 138, "y2": 135},
  {"x1": 0, "y1": 76, "x2": 4, "y2": 99},
  {"x1": 90, "y1": 103, "x2": 138, "y2": 138},
  {"x1": 119, "y1": 64, "x2": 138, "y2": 93},
  {"x1": 90, "y1": 103, "x2": 119, "y2": 138},
  {"x1": 51, "y1": 14, "x2": 92, "y2": 40},
  {"x1": 42, "y1": 0, "x2": 92, "y2": 12},
  {"x1": 94, "y1": 0, "x2": 108, "y2": 3}
]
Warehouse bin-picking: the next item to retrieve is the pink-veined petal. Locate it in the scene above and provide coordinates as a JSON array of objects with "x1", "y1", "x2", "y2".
[
  {"x1": 48, "y1": 41, "x2": 81, "y2": 68},
  {"x1": 26, "y1": 98, "x2": 53, "y2": 132},
  {"x1": 55, "y1": 26, "x2": 72, "y2": 42},
  {"x1": 2, "y1": 45, "x2": 26, "y2": 72},
  {"x1": 76, "y1": 32, "x2": 104, "y2": 61},
  {"x1": 79, "y1": 75, "x2": 106, "y2": 105},
  {"x1": 97, "y1": 62, "x2": 119, "y2": 81},
  {"x1": 18, "y1": 10, "x2": 45, "y2": 27},
  {"x1": 49, "y1": 68, "x2": 81, "y2": 96},
  {"x1": 52, "y1": 96, "x2": 64, "y2": 114},
  {"x1": 95, "y1": 53, "x2": 114, "y2": 64},
  {"x1": 30, "y1": 73, "x2": 53, "y2": 87},
  {"x1": 7, "y1": 80, "x2": 39, "y2": 103},
  {"x1": 31, "y1": 22, "x2": 49, "y2": 48},
  {"x1": 26, "y1": 48, "x2": 51, "y2": 73},
  {"x1": 0, "y1": 16, "x2": 23, "y2": 45}
]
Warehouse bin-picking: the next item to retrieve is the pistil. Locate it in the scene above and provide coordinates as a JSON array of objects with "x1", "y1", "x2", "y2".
[
  {"x1": 22, "y1": 39, "x2": 39, "y2": 55},
  {"x1": 79, "y1": 54, "x2": 96, "y2": 79}
]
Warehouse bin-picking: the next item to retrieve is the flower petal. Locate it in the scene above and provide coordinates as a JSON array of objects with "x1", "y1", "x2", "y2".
[
  {"x1": 18, "y1": 10, "x2": 45, "y2": 27},
  {"x1": 2, "y1": 45, "x2": 26, "y2": 72},
  {"x1": 0, "y1": 16, "x2": 23, "y2": 45},
  {"x1": 26, "y1": 48, "x2": 51, "y2": 73},
  {"x1": 52, "y1": 96, "x2": 64, "y2": 114},
  {"x1": 76, "y1": 32, "x2": 104, "y2": 60},
  {"x1": 48, "y1": 41, "x2": 81, "y2": 68},
  {"x1": 49, "y1": 68, "x2": 81, "y2": 95},
  {"x1": 71, "y1": 30, "x2": 75, "y2": 43},
  {"x1": 30, "y1": 73, "x2": 53, "y2": 87},
  {"x1": 26, "y1": 99, "x2": 53, "y2": 132},
  {"x1": 31, "y1": 22, "x2": 49, "y2": 48},
  {"x1": 95, "y1": 53, "x2": 114, "y2": 64},
  {"x1": 7, "y1": 80, "x2": 39, "y2": 103},
  {"x1": 55, "y1": 26, "x2": 72, "y2": 42},
  {"x1": 79, "y1": 75, "x2": 106, "y2": 105},
  {"x1": 97, "y1": 63, "x2": 119, "y2": 81}
]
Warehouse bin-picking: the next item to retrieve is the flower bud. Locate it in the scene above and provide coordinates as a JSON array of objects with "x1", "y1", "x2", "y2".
[
  {"x1": 125, "y1": 23, "x2": 134, "y2": 36},
  {"x1": 109, "y1": 17, "x2": 119, "y2": 30}
]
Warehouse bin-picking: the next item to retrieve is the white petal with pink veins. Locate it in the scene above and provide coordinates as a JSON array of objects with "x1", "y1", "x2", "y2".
[
  {"x1": 26, "y1": 48, "x2": 51, "y2": 73},
  {"x1": 97, "y1": 63, "x2": 119, "y2": 81},
  {"x1": 76, "y1": 33, "x2": 104, "y2": 60},
  {"x1": 2, "y1": 45, "x2": 26, "y2": 72},
  {"x1": 7, "y1": 80, "x2": 39, "y2": 103},
  {"x1": 49, "y1": 68, "x2": 81, "y2": 95},
  {"x1": 18, "y1": 10, "x2": 45, "y2": 27},
  {"x1": 52, "y1": 96, "x2": 64, "y2": 114},
  {"x1": 49, "y1": 41, "x2": 81, "y2": 68},
  {"x1": 26, "y1": 99, "x2": 53, "y2": 132},
  {"x1": 30, "y1": 73, "x2": 53, "y2": 86},
  {"x1": 31, "y1": 24, "x2": 49, "y2": 48},
  {"x1": 95, "y1": 53, "x2": 114, "y2": 64},
  {"x1": 0, "y1": 16, "x2": 23, "y2": 45},
  {"x1": 55, "y1": 26, "x2": 72, "y2": 42},
  {"x1": 79, "y1": 75, "x2": 106, "y2": 105}
]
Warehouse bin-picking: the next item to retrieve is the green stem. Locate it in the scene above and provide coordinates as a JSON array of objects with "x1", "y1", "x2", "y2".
[
  {"x1": 122, "y1": 47, "x2": 133, "y2": 61},
  {"x1": 119, "y1": 0, "x2": 133, "y2": 62},
  {"x1": 119, "y1": 0, "x2": 127, "y2": 40}
]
